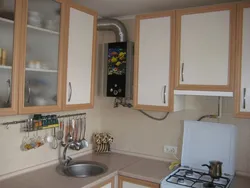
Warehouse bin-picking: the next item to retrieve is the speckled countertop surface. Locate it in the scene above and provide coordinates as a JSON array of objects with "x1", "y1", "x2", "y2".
[
  {"x1": 230, "y1": 175, "x2": 250, "y2": 188},
  {"x1": 0, "y1": 153, "x2": 249, "y2": 188}
]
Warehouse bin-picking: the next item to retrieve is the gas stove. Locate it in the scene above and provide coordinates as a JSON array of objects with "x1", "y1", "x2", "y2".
[
  {"x1": 161, "y1": 167, "x2": 233, "y2": 188},
  {"x1": 160, "y1": 121, "x2": 237, "y2": 188}
]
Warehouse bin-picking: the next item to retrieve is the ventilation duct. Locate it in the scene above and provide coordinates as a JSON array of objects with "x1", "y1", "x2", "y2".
[{"x1": 97, "y1": 18, "x2": 128, "y2": 42}]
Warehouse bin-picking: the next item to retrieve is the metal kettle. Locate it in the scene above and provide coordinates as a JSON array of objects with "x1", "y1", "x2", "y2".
[{"x1": 202, "y1": 161, "x2": 223, "y2": 179}]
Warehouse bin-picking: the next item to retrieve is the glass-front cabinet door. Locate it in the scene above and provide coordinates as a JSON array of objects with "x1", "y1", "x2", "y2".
[
  {"x1": 19, "y1": 0, "x2": 65, "y2": 114},
  {"x1": 0, "y1": 0, "x2": 21, "y2": 116}
]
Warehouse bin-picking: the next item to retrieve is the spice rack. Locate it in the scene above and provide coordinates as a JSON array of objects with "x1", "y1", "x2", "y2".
[
  {"x1": 23, "y1": 114, "x2": 60, "y2": 132},
  {"x1": 23, "y1": 124, "x2": 59, "y2": 132}
]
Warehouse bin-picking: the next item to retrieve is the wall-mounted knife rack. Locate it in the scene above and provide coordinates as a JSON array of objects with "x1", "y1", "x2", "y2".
[{"x1": 1, "y1": 112, "x2": 86, "y2": 129}]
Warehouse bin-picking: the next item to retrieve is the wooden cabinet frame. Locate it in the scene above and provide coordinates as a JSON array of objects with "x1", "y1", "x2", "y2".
[
  {"x1": 118, "y1": 175, "x2": 159, "y2": 188},
  {"x1": 234, "y1": 2, "x2": 250, "y2": 118},
  {"x1": 62, "y1": 1, "x2": 97, "y2": 111},
  {"x1": 0, "y1": 0, "x2": 22, "y2": 116},
  {"x1": 93, "y1": 177, "x2": 115, "y2": 188},
  {"x1": 133, "y1": 11, "x2": 175, "y2": 112},
  {"x1": 0, "y1": 0, "x2": 96, "y2": 116},
  {"x1": 18, "y1": 0, "x2": 66, "y2": 114},
  {"x1": 175, "y1": 3, "x2": 237, "y2": 91}
]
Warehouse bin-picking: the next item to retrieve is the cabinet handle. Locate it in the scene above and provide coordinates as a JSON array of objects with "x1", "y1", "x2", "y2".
[
  {"x1": 26, "y1": 80, "x2": 31, "y2": 104},
  {"x1": 243, "y1": 88, "x2": 246, "y2": 109},
  {"x1": 181, "y1": 62, "x2": 184, "y2": 82},
  {"x1": 163, "y1": 85, "x2": 167, "y2": 104},
  {"x1": 6, "y1": 79, "x2": 11, "y2": 105},
  {"x1": 68, "y1": 82, "x2": 72, "y2": 102}
]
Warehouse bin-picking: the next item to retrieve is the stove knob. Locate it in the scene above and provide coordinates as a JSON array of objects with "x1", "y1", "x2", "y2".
[
  {"x1": 113, "y1": 90, "x2": 118, "y2": 95},
  {"x1": 118, "y1": 89, "x2": 122, "y2": 93},
  {"x1": 110, "y1": 88, "x2": 113, "y2": 92},
  {"x1": 114, "y1": 84, "x2": 118, "y2": 87}
]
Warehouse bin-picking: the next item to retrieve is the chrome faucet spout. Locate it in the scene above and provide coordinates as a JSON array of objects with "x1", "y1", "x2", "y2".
[
  {"x1": 63, "y1": 143, "x2": 71, "y2": 161},
  {"x1": 62, "y1": 143, "x2": 75, "y2": 166}
]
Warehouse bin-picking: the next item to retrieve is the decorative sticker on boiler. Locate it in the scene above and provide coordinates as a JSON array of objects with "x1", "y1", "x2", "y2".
[{"x1": 108, "y1": 47, "x2": 127, "y2": 75}]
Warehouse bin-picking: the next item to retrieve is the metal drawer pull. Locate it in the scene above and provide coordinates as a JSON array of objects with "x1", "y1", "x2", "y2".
[
  {"x1": 243, "y1": 88, "x2": 246, "y2": 109},
  {"x1": 181, "y1": 62, "x2": 184, "y2": 82},
  {"x1": 163, "y1": 85, "x2": 167, "y2": 104},
  {"x1": 68, "y1": 82, "x2": 72, "y2": 102}
]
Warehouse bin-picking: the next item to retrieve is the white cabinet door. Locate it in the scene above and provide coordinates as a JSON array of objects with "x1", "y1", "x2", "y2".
[
  {"x1": 134, "y1": 11, "x2": 175, "y2": 112},
  {"x1": 240, "y1": 6, "x2": 250, "y2": 112},
  {"x1": 176, "y1": 4, "x2": 236, "y2": 91},
  {"x1": 119, "y1": 176, "x2": 159, "y2": 188},
  {"x1": 64, "y1": 3, "x2": 97, "y2": 110},
  {"x1": 100, "y1": 182, "x2": 112, "y2": 188},
  {"x1": 94, "y1": 177, "x2": 114, "y2": 188},
  {"x1": 235, "y1": 2, "x2": 250, "y2": 117},
  {"x1": 122, "y1": 181, "x2": 150, "y2": 188}
]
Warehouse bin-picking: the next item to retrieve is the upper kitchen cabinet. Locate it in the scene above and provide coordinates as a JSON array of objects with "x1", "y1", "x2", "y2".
[
  {"x1": 18, "y1": 0, "x2": 66, "y2": 114},
  {"x1": 62, "y1": 2, "x2": 97, "y2": 111},
  {"x1": 175, "y1": 4, "x2": 236, "y2": 94},
  {"x1": 133, "y1": 11, "x2": 176, "y2": 112},
  {"x1": 234, "y1": 2, "x2": 250, "y2": 118},
  {"x1": 0, "y1": 0, "x2": 22, "y2": 116}
]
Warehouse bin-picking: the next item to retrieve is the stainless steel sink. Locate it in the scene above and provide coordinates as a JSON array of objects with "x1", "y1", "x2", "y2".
[{"x1": 57, "y1": 161, "x2": 108, "y2": 178}]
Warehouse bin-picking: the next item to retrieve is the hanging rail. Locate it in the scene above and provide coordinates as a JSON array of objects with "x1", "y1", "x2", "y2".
[{"x1": 1, "y1": 112, "x2": 86, "y2": 127}]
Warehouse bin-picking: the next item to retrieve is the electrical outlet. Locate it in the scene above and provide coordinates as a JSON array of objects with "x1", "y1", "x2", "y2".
[{"x1": 164, "y1": 145, "x2": 177, "y2": 154}]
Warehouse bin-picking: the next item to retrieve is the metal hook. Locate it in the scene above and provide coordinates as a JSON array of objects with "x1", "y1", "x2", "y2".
[{"x1": 5, "y1": 123, "x2": 9, "y2": 129}]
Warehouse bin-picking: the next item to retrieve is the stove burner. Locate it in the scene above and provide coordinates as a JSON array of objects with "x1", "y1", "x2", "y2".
[
  {"x1": 185, "y1": 170, "x2": 194, "y2": 177},
  {"x1": 177, "y1": 178, "x2": 185, "y2": 184},
  {"x1": 166, "y1": 168, "x2": 232, "y2": 188},
  {"x1": 204, "y1": 182, "x2": 216, "y2": 188}
]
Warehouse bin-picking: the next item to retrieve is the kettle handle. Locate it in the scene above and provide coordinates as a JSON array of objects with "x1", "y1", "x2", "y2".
[{"x1": 202, "y1": 164, "x2": 211, "y2": 169}]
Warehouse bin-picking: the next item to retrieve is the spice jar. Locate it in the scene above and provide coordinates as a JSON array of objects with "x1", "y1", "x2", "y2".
[
  {"x1": 42, "y1": 116, "x2": 48, "y2": 127},
  {"x1": 33, "y1": 115, "x2": 39, "y2": 128},
  {"x1": 51, "y1": 115, "x2": 58, "y2": 125},
  {"x1": 46, "y1": 115, "x2": 52, "y2": 126},
  {"x1": 33, "y1": 114, "x2": 42, "y2": 129}
]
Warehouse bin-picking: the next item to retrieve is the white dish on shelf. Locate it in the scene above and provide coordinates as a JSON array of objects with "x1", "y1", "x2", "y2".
[
  {"x1": 41, "y1": 64, "x2": 49, "y2": 70},
  {"x1": 44, "y1": 20, "x2": 58, "y2": 31},
  {"x1": 28, "y1": 15, "x2": 42, "y2": 27},
  {"x1": 33, "y1": 97, "x2": 48, "y2": 106},
  {"x1": 0, "y1": 17, "x2": 59, "y2": 35},
  {"x1": 27, "y1": 63, "x2": 35, "y2": 69},
  {"x1": 28, "y1": 20, "x2": 42, "y2": 28},
  {"x1": 0, "y1": 65, "x2": 12, "y2": 69},
  {"x1": 28, "y1": 11, "x2": 41, "y2": 17}
]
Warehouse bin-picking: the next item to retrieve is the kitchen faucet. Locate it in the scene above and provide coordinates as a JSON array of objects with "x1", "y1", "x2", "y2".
[{"x1": 62, "y1": 142, "x2": 74, "y2": 166}]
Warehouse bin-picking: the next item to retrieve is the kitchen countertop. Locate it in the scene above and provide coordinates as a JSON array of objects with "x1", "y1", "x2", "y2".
[
  {"x1": 0, "y1": 152, "x2": 249, "y2": 188},
  {"x1": 230, "y1": 175, "x2": 250, "y2": 188}
]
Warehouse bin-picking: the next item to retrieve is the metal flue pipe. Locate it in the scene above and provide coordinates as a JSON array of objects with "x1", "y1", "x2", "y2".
[{"x1": 97, "y1": 18, "x2": 128, "y2": 42}]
